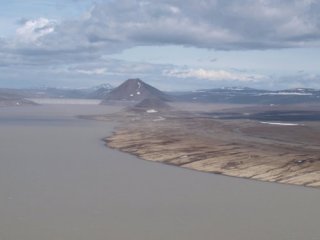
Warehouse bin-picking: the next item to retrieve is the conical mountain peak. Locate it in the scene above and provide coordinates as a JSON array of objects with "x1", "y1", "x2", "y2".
[{"x1": 102, "y1": 78, "x2": 169, "y2": 102}]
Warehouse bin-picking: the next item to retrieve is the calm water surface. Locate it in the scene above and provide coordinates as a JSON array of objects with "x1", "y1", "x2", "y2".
[{"x1": 0, "y1": 105, "x2": 319, "y2": 240}]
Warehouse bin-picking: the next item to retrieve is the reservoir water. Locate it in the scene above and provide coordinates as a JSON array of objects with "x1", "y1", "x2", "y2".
[{"x1": 0, "y1": 105, "x2": 319, "y2": 240}]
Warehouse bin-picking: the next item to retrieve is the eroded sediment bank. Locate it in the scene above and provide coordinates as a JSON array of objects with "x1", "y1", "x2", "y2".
[{"x1": 100, "y1": 109, "x2": 320, "y2": 188}]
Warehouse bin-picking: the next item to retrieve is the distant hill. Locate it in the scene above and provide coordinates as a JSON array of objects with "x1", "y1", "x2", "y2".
[
  {"x1": 2, "y1": 83, "x2": 320, "y2": 105},
  {"x1": 101, "y1": 78, "x2": 169, "y2": 103},
  {"x1": 0, "y1": 92, "x2": 36, "y2": 107},
  {"x1": 0, "y1": 84, "x2": 113, "y2": 99},
  {"x1": 172, "y1": 87, "x2": 320, "y2": 104}
]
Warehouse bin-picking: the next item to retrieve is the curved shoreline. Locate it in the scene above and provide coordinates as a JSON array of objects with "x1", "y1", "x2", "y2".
[{"x1": 101, "y1": 111, "x2": 320, "y2": 188}]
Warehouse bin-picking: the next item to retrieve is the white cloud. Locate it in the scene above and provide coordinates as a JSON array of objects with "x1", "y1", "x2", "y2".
[
  {"x1": 76, "y1": 67, "x2": 107, "y2": 75},
  {"x1": 168, "y1": 5, "x2": 180, "y2": 14},
  {"x1": 16, "y1": 18, "x2": 56, "y2": 43},
  {"x1": 164, "y1": 68, "x2": 267, "y2": 82},
  {"x1": 9, "y1": 0, "x2": 320, "y2": 53}
]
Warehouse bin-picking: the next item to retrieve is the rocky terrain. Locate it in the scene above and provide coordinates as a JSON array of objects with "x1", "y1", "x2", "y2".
[{"x1": 103, "y1": 105, "x2": 320, "y2": 188}]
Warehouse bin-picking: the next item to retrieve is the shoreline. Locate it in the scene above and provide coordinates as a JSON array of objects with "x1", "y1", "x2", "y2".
[
  {"x1": 96, "y1": 109, "x2": 320, "y2": 188},
  {"x1": 104, "y1": 136, "x2": 320, "y2": 190},
  {"x1": 103, "y1": 136, "x2": 320, "y2": 189}
]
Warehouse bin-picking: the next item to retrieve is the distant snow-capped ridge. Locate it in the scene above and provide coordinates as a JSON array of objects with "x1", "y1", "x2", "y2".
[
  {"x1": 258, "y1": 92, "x2": 313, "y2": 96},
  {"x1": 258, "y1": 88, "x2": 319, "y2": 96},
  {"x1": 91, "y1": 83, "x2": 113, "y2": 90}
]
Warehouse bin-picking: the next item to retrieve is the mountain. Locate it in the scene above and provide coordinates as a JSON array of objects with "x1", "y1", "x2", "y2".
[
  {"x1": 101, "y1": 78, "x2": 169, "y2": 102},
  {"x1": 91, "y1": 83, "x2": 113, "y2": 91},
  {"x1": 88, "y1": 83, "x2": 113, "y2": 99}
]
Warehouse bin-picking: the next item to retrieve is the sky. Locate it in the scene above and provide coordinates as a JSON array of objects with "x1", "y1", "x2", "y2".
[{"x1": 0, "y1": 0, "x2": 320, "y2": 90}]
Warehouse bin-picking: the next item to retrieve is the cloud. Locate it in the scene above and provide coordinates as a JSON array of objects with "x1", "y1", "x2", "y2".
[
  {"x1": 1, "y1": 0, "x2": 320, "y2": 89},
  {"x1": 275, "y1": 72, "x2": 320, "y2": 89},
  {"x1": 65, "y1": 59, "x2": 161, "y2": 77},
  {"x1": 6, "y1": 0, "x2": 320, "y2": 54},
  {"x1": 59, "y1": 0, "x2": 320, "y2": 50},
  {"x1": 16, "y1": 18, "x2": 56, "y2": 43},
  {"x1": 164, "y1": 68, "x2": 267, "y2": 82},
  {"x1": 75, "y1": 67, "x2": 107, "y2": 75}
]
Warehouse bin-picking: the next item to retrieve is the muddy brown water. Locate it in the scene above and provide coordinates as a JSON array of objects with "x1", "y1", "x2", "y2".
[{"x1": 0, "y1": 105, "x2": 319, "y2": 240}]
